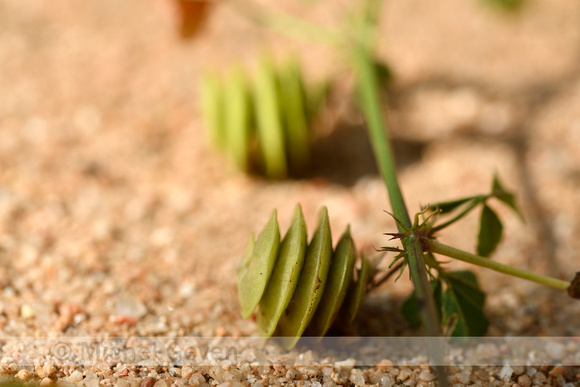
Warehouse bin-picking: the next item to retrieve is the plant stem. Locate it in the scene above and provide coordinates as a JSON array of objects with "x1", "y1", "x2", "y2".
[
  {"x1": 429, "y1": 240, "x2": 570, "y2": 290},
  {"x1": 352, "y1": 43, "x2": 442, "y2": 337}
]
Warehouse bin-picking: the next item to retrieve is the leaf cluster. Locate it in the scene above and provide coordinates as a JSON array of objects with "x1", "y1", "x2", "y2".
[
  {"x1": 200, "y1": 55, "x2": 327, "y2": 179},
  {"x1": 397, "y1": 174, "x2": 522, "y2": 336},
  {"x1": 427, "y1": 173, "x2": 523, "y2": 257},
  {"x1": 237, "y1": 204, "x2": 372, "y2": 348}
]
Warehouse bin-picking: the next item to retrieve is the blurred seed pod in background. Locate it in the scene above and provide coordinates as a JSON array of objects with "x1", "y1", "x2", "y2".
[
  {"x1": 199, "y1": 55, "x2": 329, "y2": 179},
  {"x1": 171, "y1": 0, "x2": 213, "y2": 39}
]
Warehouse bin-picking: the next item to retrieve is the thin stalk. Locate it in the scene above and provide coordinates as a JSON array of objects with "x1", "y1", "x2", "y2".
[
  {"x1": 429, "y1": 240, "x2": 570, "y2": 291},
  {"x1": 352, "y1": 43, "x2": 442, "y2": 337},
  {"x1": 352, "y1": 43, "x2": 448, "y2": 386}
]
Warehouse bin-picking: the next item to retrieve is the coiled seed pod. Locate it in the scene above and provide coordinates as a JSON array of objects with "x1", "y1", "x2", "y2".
[
  {"x1": 237, "y1": 204, "x2": 372, "y2": 348},
  {"x1": 199, "y1": 56, "x2": 326, "y2": 179}
]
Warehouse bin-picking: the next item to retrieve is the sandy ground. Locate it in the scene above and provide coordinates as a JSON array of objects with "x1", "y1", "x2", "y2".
[{"x1": 0, "y1": 0, "x2": 580, "y2": 385}]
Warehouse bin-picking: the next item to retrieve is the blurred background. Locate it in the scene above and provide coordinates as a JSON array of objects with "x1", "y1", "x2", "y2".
[{"x1": 0, "y1": 0, "x2": 579, "y2": 340}]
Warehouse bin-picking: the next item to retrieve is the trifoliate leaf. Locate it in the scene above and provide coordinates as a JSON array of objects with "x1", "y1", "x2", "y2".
[
  {"x1": 277, "y1": 207, "x2": 332, "y2": 349},
  {"x1": 238, "y1": 210, "x2": 280, "y2": 319},
  {"x1": 257, "y1": 204, "x2": 307, "y2": 336},
  {"x1": 442, "y1": 271, "x2": 489, "y2": 337},
  {"x1": 492, "y1": 173, "x2": 524, "y2": 221},
  {"x1": 307, "y1": 226, "x2": 357, "y2": 337},
  {"x1": 477, "y1": 204, "x2": 503, "y2": 257}
]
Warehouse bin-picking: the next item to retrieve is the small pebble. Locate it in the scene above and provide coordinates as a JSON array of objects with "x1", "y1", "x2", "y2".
[
  {"x1": 21, "y1": 304, "x2": 36, "y2": 319},
  {"x1": 84, "y1": 379, "x2": 99, "y2": 387},
  {"x1": 189, "y1": 373, "x2": 206, "y2": 385},
  {"x1": 556, "y1": 375, "x2": 567, "y2": 387},
  {"x1": 16, "y1": 369, "x2": 29, "y2": 380},
  {"x1": 511, "y1": 366, "x2": 525, "y2": 376},
  {"x1": 397, "y1": 369, "x2": 413, "y2": 382},
  {"x1": 334, "y1": 358, "x2": 356, "y2": 370},
  {"x1": 69, "y1": 370, "x2": 84, "y2": 383},
  {"x1": 500, "y1": 365, "x2": 514, "y2": 382},
  {"x1": 419, "y1": 370, "x2": 436, "y2": 382},
  {"x1": 40, "y1": 377, "x2": 53, "y2": 386},
  {"x1": 181, "y1": 366, "x2": 193, "y2": 379},
  {"x1": 139, "y1": 377, "x2": 156, "y2": 387},
  {"x1": 350, "y1": 371, "x2": 366, "y2": 386},
  {"x1": 549, "y1": 365, "x2": 566, "y2": 377},
  {"x1": 377, "y1": 359, "x2": 394, "y2": 371},
  {"x1": 517, "y1": 374, "x2": 531, "y2": 387},
  {"x1": 532, "y1": 371, "x2": 547, "y2": 384},
  {"x1": 114, "y1": 297, "x2": 147, "y2": 319}
]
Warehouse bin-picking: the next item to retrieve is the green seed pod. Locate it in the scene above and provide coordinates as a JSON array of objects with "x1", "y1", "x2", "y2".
[
  {"x1": 224, "y1": 67, "x2": 252, "y2": 172},
  {"x1": 200, "y1": 72, "x2": 225, "y2": 149},
  {"x1": 307, "y1": 226, "x2": 357, "y2": 336},
  {"x1": 237, "y1": 205, "x2": 373, "y2": 347},
  {"x1": 276, "y1": 207, "x2": 333, "y2": 349},
  {"x1": 238, "y1": 210, "x2": 280, "y2": 319},
  {"x1": 237, "y1": 233, "x2": 255, "y2": 284},
  {"x1": 279, "y1": 57, "x2": 310, "y2": 172},
  {"x1": 339, "y1": 256, "x2": 372, "y2": 325},
  {"x1": 257, "y1": 204, "x2": 307, "y2": 336},
  {"x1": 254, "y1": 56, "x2": 287, "y2": 179}
]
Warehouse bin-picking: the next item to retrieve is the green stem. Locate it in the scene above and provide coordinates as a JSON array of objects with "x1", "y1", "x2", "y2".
[
  {"x1": 429, "y1": 240, "x2": 570, "y2": 291},
  {"x1": 352, "y1": 44, "x2": 442, "y2": 337}
]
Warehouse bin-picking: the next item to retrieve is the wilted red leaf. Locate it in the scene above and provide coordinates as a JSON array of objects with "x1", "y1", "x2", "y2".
[
  {"x1": 173, "y1": 0, "x2": 212, "y2": 39},
  {"x1": 568, "y1": 271, "x2": 580, "y2": 299}
]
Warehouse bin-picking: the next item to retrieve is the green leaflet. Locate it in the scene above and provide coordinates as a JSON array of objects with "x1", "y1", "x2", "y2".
[
  {"x1": 307, "y1": 226, "x2": 357, "y2": 337},
  {"x1": 427, "y1": 197, "x2": 476, "y2": 214},
  {"x1": 257, "y1": 204, "x2": 307, "y2": 336},
  {"x1": 277, "y1": 207, "x2": 333, "y2": 349},
  {"x1": 492, "y1": 173, "x2": 524, "y2": 220},
  {"x1": 476, "y1": 204, "x2": 503, "y2": 257},
  {"x1": 224, "y1": 67, "x2": 251, "y2": 172},
  {"x1": 200, "y1": 72, "x2": 225, "y2": 149},
  {"x1": 279, "y1": 57, "x2": 310, "y2": 172},
  {"x1": 442, "y1": 270, "x2": 489, "y2": 337},
  {"x1": 238, "y1": 210, "x2": 280, "y2": 319},
  {"x1": 339, "y1": 255, "x2": 371, "y2": 326},
  {"x1": 254, "y1": 56, "x2": 287, "y2": 179}
]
